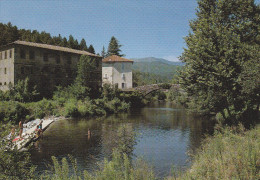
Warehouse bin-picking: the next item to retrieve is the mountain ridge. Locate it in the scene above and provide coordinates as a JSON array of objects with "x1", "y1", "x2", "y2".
[{"x1": 131, "y1": 57, "x2": 185, "y2": 66}]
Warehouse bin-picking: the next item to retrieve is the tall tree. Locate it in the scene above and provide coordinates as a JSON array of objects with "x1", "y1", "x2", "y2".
[
  {"x1": 79, "y1": 38, "x2": 88, "y2": 51},
  {"x1": 75, "y1": 55, "x2": 97, "y2": 87},
  {"x1": 68, "y1": 35, "x2": 76, "y2": 49},
  {"x1": 88, "y1": 44, "x2": 95, "y2": 54},
  {"x1": 101, "y1": 46, "x2": 107, "y2": 58},
  {"x1": 179, "y1": 0, "x2": 259, "y2": 124},
  {"x1": 107, "y1": 36, "x2": 124, "y2": 57}
]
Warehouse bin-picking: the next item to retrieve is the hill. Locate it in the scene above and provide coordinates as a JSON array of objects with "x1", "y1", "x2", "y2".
[{"x1": 131, "y1": 57, "x2": 184, "y2": 86}]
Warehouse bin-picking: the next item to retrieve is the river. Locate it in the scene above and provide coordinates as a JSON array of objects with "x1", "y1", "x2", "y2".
[{"x1": 29, "y1": 102, "x2": 215, "y2": 178}]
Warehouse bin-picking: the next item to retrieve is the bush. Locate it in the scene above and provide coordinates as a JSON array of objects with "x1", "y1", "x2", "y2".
[
  {"x1": 0, "y1": 101, "x2": 28, "y2": 123},
  {"x1": 63, "y1": 99, "x2": 79, "y2": 117},
  {"x1": 26, "y1": 98, "x2": 57, "y2": 119}
]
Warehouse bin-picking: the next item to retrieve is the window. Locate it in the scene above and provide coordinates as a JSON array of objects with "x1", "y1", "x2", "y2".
[
  {"x1": 9, "y1": 49, "x2": 12, "y2": 58},
  {"x1": 122, "y1": 83, "x2": 125, "y2": 89},
  {"x1": 104, "y1": 74, "x2": 108, "y2": 79},
  {"x1": 0, "y1": 52, "x2": 2, "y2": 60},
  {"x1": 5, "y1": 51, "x2": 7, "y2": 59},
  {"x1": 43, "y1": 53, "x2": 48, "y2": 61},
  {"x1": 21, "y1": 67, "x2": 24, "y2": 74},
  {"x1": 122, "y1": 63, "x2": 125, "y2": 70},
  {"x1": 56, "y1": 55, "x2": 60, "y2": 64},
  {"x1": 4, "y1": 82, "x2": 6, "y2": 85},
  {"x1": 4, "y1": 68, "x2": 7, "y2": 74},
  {"x1": 20, "y1": 49, "x2": 26, "y2": 59},
  {"x1": 29, "y1": 50, "x2": 35, "y2": 60},
  {"x1": 122, "y1": 73, "x2": 125, "y2": 80}
]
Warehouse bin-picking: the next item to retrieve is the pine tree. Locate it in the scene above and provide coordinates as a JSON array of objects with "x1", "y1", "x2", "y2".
[
  {"x1": 101, "y1": 46, "x2": 107, "y2": 58},
  {"x1": 79, "y1": 38, "x2": 88, "y2": 51},
  {"x1": 107, "y1": 36, "x2": 124, "y2": 57},
  {"x1": 179, "y1": 0, "x2": 259, "y2": 123},
  {"x1": 61, "y1": 37, "x2": 68, "y2": 47},
  {"x1": 88, "y1": 44, "x2": 95, "y2": 54},
  {"x1": 68, "y1": 35, "x2": 76, "y2": 49}
]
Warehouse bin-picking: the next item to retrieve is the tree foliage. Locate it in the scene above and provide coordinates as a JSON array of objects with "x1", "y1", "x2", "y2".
[
  {"x1": 179, "y1": 0, "x2": 260, "y2": 124},
  {"x1": 107, "y1": 36, "x2": 124, "y2": 57},
  {"x1": 0, "y1": 22, "x2": 95, "y2": 51},
  {"x1": 87, "y1": 44, "x2": 95, "y2": 54}
]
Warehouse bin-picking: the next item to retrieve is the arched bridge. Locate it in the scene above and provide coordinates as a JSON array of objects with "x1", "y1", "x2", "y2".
[{"x1": 123, "y1": 84, "x2": 180, "y2": 96}]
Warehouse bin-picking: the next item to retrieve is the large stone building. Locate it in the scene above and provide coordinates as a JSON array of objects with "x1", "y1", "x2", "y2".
[
  {"x1": 0, "y1": 40, "x2": 102, "y2": 96},
  {"x1": 102, "y1": 55, "x2": 133, "y2": 89}
]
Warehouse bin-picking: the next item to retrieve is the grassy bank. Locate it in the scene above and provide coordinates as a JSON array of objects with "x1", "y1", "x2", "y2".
[
  {"x1": 0, "y1": 94, "x2": 142, "y2": 123},
  {"x1": 172, "y1": 125, "x2": 260, "y2": 180}
]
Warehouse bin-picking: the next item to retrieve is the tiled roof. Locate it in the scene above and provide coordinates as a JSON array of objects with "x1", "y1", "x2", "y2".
[
  {"x1": 11, "y1": 40, "x2": 100, "y2": 57},
  {"x1": 102, "y1": 55, "x2": 133, "y2": 63}
]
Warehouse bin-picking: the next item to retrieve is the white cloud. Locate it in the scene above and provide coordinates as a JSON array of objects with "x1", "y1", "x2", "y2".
[{"x1": 163, "y1": 55, "x2": 180, "y2": 62}]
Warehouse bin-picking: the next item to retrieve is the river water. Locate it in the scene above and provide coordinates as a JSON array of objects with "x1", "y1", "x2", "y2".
[{"x1": 29, "y1": 102, "x2": 215, "y2": 178}]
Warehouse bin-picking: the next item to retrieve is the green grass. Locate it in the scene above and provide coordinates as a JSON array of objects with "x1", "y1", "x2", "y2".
[{"x1": 172, "y1": 124, "x2": 260, "y2": 180}]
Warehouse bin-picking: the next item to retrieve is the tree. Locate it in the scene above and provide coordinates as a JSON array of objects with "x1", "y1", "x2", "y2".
[
  {"x1": 79, "y1": 38, "x2": 88, "y2": 51},
  {"x1": 101, "y1": 46, "x2": 107, "y2": 58},
  {"x1": 68, "y1": 35, "x2": 76, "y2": 49},
  {"x1": 75, "y1": 55, "x2": 97, "y2": 87},
  {"x1": 107, "y1": 36, "x2": 124, "y2": 57},
  {"x1": 61, "y1": 37, "x2": 68, "y2": 47},
  {"x1": 179, "y1": 0, "x2": 259, "y2": 124},
  {"x1": 87, "y1": 44, "x2": 95, "y2": 54}
]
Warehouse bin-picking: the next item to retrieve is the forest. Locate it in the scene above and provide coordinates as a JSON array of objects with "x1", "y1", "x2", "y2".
[{"x1": 0, "y1": 22, "x2": 96, "y2": 54}]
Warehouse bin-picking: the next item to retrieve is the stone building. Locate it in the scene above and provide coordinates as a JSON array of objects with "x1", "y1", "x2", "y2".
[
  {"x1": 102, "y1": 55, "x2": 133, "y2": 89},
  {"x1": 0, "y1": 40, "x2": 102, "y2": 97}
]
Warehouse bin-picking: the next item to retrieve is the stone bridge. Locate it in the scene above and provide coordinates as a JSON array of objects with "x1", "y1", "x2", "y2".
[{"x1": 123, "y1": 84, "x2": 180, "y2": 96}]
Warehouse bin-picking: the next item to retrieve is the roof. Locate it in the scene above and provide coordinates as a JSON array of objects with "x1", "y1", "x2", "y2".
[
  {"x1": 102, "y1": 55, "x2": 134, "y2": 63},
  {"x1": 9, "y1": 40, "x2": 100, "y2": 57}
]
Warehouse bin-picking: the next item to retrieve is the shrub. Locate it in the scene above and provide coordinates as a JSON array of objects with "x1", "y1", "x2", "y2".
[
  {"x1": 63, "y1": 99, "x2": 79, "y2": 117},
  {"x1": 26, "y1": 98, "x2": 56, "y2": 119},
  {"x1": 0, "y1": 101, "x2": 28, "y2": 123}
]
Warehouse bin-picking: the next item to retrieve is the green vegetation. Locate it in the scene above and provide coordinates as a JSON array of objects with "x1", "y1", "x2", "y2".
[
  {"x1": 0, "y1": 22, "x2": 96, "y2": 53},
  {"x1": 41, "y1": 150, "x2": 155, "y2": 180},
  {"x1": 178, "y1": 0, "x2": 259, "y2": 124},
  {"x1": 174, "y1": 125, "x2": 260, "y2": 180},
  {"x1": 0, "y1": 123, "x2": 36, "y2": 179},
  {"x1": 107, "y1": 36, "x2": 124, "y2": 57},
  {"x1": 132, "y1": 59, "x2": 182, "y2": 84}
]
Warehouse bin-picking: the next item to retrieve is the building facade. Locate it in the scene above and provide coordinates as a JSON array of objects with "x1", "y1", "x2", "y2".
[
  {"x1": 0, "y1": 40, "x2": 102, "y2": 97},
  {"x1": 102, "y1": 55, "x2": 133, "y2": 89}
]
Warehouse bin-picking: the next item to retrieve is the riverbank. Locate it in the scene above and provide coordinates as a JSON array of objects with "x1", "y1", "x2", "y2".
[
  {"x1": 172, "y1": 124, "x2": 260, "y2": 179},
  {"x1": 0, "y1": 93, "x2": 144, "y2": 123}
]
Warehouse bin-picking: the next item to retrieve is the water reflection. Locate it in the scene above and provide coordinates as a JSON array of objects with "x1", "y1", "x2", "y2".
[{"x1": 29, "y1": 102, "x2": 215, "y2": 178}]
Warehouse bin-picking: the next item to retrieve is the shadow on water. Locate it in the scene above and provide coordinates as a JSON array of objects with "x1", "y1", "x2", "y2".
[{"x1": 29, "y1": 101, "x2": 215, "y2": 178}]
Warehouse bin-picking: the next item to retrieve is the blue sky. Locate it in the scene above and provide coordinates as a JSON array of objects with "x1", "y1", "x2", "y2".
[{"x1": 0, "y1": 1, "x2": 210, "y2": 61}]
